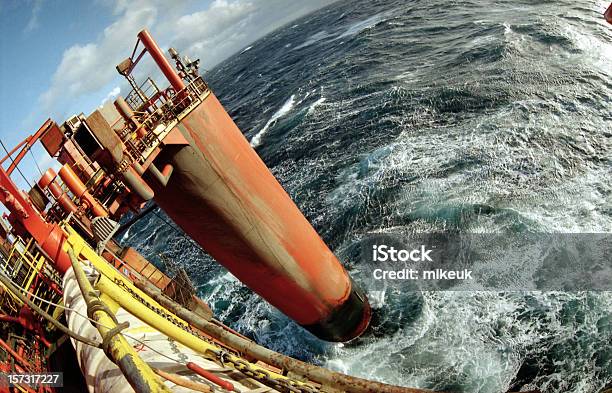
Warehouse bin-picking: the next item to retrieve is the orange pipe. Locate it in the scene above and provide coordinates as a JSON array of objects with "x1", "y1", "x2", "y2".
[
  {"x1": 58, "y1": 164, "x2": 107, "y2": 217},
  {"x1": 58, "y1": 164, "x2": 86, "y2": 198},
  {"x1": 39, "y1": 169, "x2": 78, "y2": 214},
  {"x1": 152, "y1": 95, "x2": 371, "y2": 341},
  {"x1": 37, "y1": 168, "x2": 56, "y2": 190},
  {"x1": 186, "y1": 362, "x2": 234, "y2": 391},
  {"x1": 138, "y1": 29, "x2": 185, "y2": 92}
]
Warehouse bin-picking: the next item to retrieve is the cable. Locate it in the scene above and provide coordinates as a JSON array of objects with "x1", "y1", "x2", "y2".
[
  {"x1": 28, "y1": 148, "x2": 44, "y2": 177},
  {"x1": 0, "y1": 268, "x2": 101, "y2": 348},
  {"x1": 0, "y1": 264, "x2": 184, "y2": 365},
  {"x1": 0, "y1": 139, "x2": 33, "y2": 190}
]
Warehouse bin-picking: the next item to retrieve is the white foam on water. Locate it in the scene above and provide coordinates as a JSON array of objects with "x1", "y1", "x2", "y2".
[
  {"x1": 336, "y1": 10, "x2": 396, "y2": 39},
  {"x1": 294, "y1": 9, "x2": 397, "y2": 50},
  {"x1": 240, "y1": 45, "x2": 253, "y2": 54},
  {"x1": 320, "y1": 291, "x2": 611, "y2": 392},
  {"x1": 250, "y1": 94, "x2": 296, "y2": 147},
  {"x1": 120, "y1": 228, "x2": 130, "y2": 242},
  {"x1": 294, "y1": 30, "x2": 332, "y2": 50},
  {"x1": 307, "y1": 97, "x2": 326, "y2": 115}
]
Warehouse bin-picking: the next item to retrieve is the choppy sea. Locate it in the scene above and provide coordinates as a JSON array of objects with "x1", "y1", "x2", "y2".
[{"x1": 120, "y1": 1, "x2": 612, "y2": 392}]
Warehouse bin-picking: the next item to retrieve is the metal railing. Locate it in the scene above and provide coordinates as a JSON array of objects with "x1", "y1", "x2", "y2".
[
  {"x1": 119, "y1": 76, "x2": 210, "y2": 162},
  {"x1": 0, "y1": 237, "x2": 63, "y2": 320},
  {"x1": 125, "y1": 77, "x2": 162, "y2": 111}
]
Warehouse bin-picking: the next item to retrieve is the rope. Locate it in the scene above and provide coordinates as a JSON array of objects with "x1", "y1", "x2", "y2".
[
  {"x1": 0, "y1": 268, "x2": 101, "y2": 348},
  {"x1": 28, "y1": 148, "x2": 44, "y2": 177},
  {"x1": 0, "y1": 265, "x2": 185, "y2": 365},
  {"x1": 0, "y1": 139, "x2": 33, "y2": 189}
]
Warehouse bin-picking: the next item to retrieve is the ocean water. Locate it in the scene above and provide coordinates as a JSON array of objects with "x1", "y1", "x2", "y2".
[{"x1": 120, "y1": 1, "x2": 612, "y2": 392}]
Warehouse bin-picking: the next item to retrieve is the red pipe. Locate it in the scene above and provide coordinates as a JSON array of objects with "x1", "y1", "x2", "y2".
[
  {"x1": 49, "y1": 183, "x2": 78, "y2": 214},
  {"x1": 38, "y1": 168, "x2": 78, "y2": 214},
  {"x1": 0, "y1": 311, "x2": 51, "y2": 350},
  {"x1": 0, "y1": 338, "x2": 32, "y2": 369},
  {"x1": 186, "y1": 362, "x2": 234, "y2": 391},
  {"x1": 6, "y1": 120, "x2": 52, "y2": 176},
  {"x1": 37, "y1": 168, "x2": 56, "y2": 189},
  {"x1": 138, "y1": 29, "x2": 185, "y2": 92},
  {"x1": 0, "y1": 165, "x2": 71, "y2": 274},
  {"x1": 58, "y1": 164, "x2": 107, "y2": 217}
]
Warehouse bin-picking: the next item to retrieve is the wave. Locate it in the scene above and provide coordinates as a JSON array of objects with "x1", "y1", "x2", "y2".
[
  {"x1": 123, "y1": 1, "x2": 612, "y2": 392},
  {"x1": 250, "y1": 94, "x2": 296, "y2": 147},
  {"x1": 307, "y1": 97, "x2": 326, "y2": 114},
  {"x1": 335, "y1": 9, "x2": 396, "y2": 40},
  {"x1": 294, "y1": 31, "x2": 332, "y2": 50}
]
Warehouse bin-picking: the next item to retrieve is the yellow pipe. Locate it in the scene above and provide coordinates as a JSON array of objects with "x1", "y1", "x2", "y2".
[
  {"x1": 64, "y1": 224, "x2": 306, "y2": 389},
  {"x1": 67, "y1": 247, "x2": 171, "y2": 393},
  {"x1": 96, "y1": 274, "x2": 217, "y2": 353},
  {"x1": 62, "y1": 226, "x2": 191, "y2": 329},
  {"x1": 95, "y1": 272, "x2": 309, "y2": 388}
]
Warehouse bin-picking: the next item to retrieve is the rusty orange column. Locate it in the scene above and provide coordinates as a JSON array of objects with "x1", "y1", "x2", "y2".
[
  {"x1": 58, "y1": 164, "x2": 107, "y2": 217},
  {"x1": 134, "y1": 30, "x2": 370, "y2": 341},
  {"x1": 150, "y1": 99, "x2": 371, "y2": 342},
  {"x1": 138, "y1": 29, "x2": 185, "y2": 92}
]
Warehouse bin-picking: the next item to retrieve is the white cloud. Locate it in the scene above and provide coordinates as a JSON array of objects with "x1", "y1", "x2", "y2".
[
  {"x1": 24, "y1": 0, "x2": 43, "y2": 33},
  {"x1": 40, "y1": 2, "x2": 157, "y2": 113},
  {"x1": 171, "y1": 0, "x2": 336, "y2": 69},
  {"x1": 99, "y1": 86, "x2": 121, "y2": 108},
  {"x1": 37, "y1": 0, "x2": 335, "y2": 116}
]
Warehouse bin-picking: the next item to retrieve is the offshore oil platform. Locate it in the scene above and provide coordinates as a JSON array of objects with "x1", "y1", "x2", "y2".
[
  {"x1": 0, "y1": 29, "x2": 428, "y2": 393},
  {"x1": 1, "y1": 4, "x2": 610, "y2": 391}
]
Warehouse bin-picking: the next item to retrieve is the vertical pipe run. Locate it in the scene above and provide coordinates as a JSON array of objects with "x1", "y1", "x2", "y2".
[
  {"x1": 58, "y1": 164, "x2": 107, "y2": 217},
  {"x1": 137, "y1": 29, "x2": 185, "y2": 92},
  {"x1": 114, "y1": 96, "x2": 147, "y2": 139}
]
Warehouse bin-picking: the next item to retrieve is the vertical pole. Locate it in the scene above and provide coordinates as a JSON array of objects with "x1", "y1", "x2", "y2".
[{"x1": 137, "y1": 29, "x2": 186, "y2": 92}]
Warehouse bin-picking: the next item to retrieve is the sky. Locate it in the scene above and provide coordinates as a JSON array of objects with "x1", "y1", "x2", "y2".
[{"x1": 0, "y1": 0, "x2": 335, "y2": 190}]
